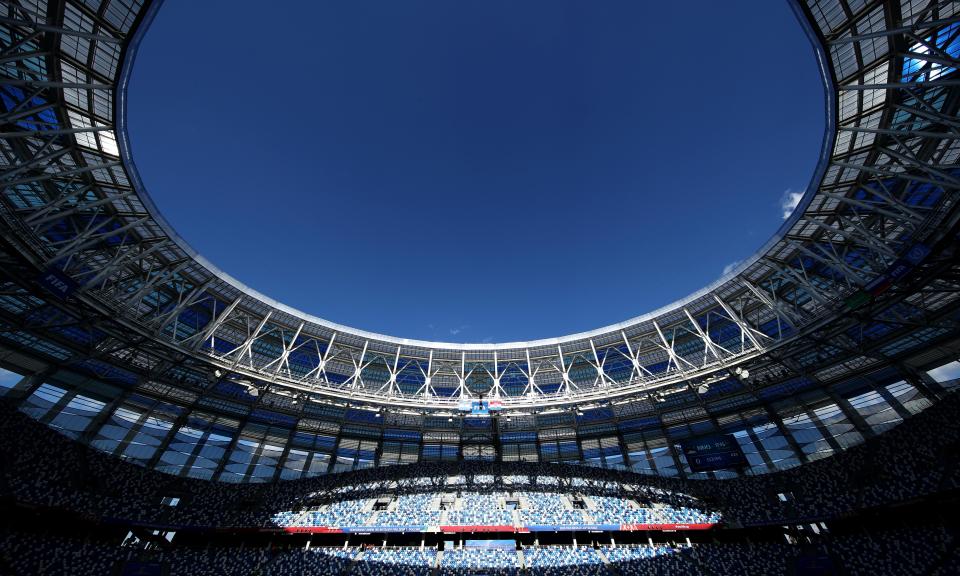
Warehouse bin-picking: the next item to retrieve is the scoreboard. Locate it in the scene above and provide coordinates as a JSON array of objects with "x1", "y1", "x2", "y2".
[
  {"x1": 457, "y1": 399, "x2": 503, "y2": 416},
  {"x1": 680, "y1": 433, "x2": 747, "y2": 472}
]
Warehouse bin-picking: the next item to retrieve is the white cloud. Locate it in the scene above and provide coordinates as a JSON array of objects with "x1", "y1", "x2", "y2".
[
  {"x1": 722, "y1": 260, "x2": 742, "y2": 276},
  {"x1": 780, "y1": 189, "x2": 804, "y2": 220},
  {"x1": 449, "y1": 324, "x2": 469, "y2": 336}
]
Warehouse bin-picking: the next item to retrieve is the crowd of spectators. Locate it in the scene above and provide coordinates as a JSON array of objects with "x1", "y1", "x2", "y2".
[
  {"x1": 280, "y1": 498, "x2": 371, "y2": 529},
  {"x1": 371, "y1": 493, "x2": 440, "y2": 527},
  {"x1": 523, "y1": 546, "x2": 607, "y2": 576},
  {"x1": 601, "y1": 545, "x2": 691, "y2": 576},
  {"x1": 825, "y1": 525, "x2": 954, "y2": 575},
  {"x1": 353, "y1": 546, "x2": 436, "y2": 576},
  {"x1": 517, "y1": 493, "x2": 590, "y2": 527},
  {"x1": 269, "y1": 546, "x2": 356, "y2": 575},
  {"x1": 1, "y1": 393, "x2": 958, "y2": 532},
  {"x1": 691, "y1": 542, "x2": 801, "y2": 575},
  {"x1": 446, "y1": 494, "x2": 514, "y2": 526},
  {"x1": 2, "y1": 530, "x2": 958, "y2": 575},
  {"x1": 588, "y1": 496, "x2": 719, "y2": 525},
  {"x1": 0, "y1": 531, "x2": 128, "y2": 575},
  {"x1": 269, "y1": 490, "x2": 717, "y2": 530},
  {"x1": 440, "y1": 547, "x2": 520, "y2": 575},
  {"x1": 160, "y1": 546, "x2": 264, "y2": 575}
]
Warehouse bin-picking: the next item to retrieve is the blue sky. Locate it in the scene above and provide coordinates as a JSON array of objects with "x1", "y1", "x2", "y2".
[{"x1": 129, "y1": 0, "x2": 823, "y2": 343}]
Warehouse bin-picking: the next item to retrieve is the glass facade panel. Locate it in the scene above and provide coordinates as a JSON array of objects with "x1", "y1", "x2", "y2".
[
  {"x1": 187, "y1": 430, "x2": 233, "y2": 481},
  {"x1": 333, "y1": 438, "x2": 359, "y2": 472},
  {"x1": 306, "y1": 451, "x2": 331, "y2": 477},
  {"x1": 814, "y1": 403, "x2": 864, "y2": 449},
  {"x1": 848, "y1": 390, "x2": 902, "y2": 434},
  {"x1": 250, "y1": 442, "x2": 284, "y2": 481},
  {"x1": 0, "y1": 367, "x2": 22, "y2": 395},
  {"x1": 539, "y1": 440, "x2": 559, "y2": 463},
  {"x1": 646, "y1": 437, "x2": 678, "y2": 477},
  {"x1": 220, "y1": 437, "x2": 259, "y2": 482},
  {"x1": 290, "y1": 430, "x2": 335, "y2": 477},
  {"x1": 91, "y1": 406, "x2": 142, "y2": 455},
  {"x1": 580, "y1": 438, "x2": 601, "y2": 466},
  {"x1": 154, "y1": 413, "x2": 237, "y2": 479},
  {"x1": 356, "y1": 440, "x2": 377, "y2": 469},
  {"x1": 732, "y1": 429, "x2": 769, "y2": 475},
  {"x1": 213, "y1": 424, "x2": 287, "y2": 483},
  {"x1": 463, "y1": 445, "x2": 495, "y2": 461},
  {"x1": 401, "y1": 442, "x2": 420, "y2": 463},
  {"x1": 48, "y1": 394, "x2": 106, "y2": 438},
  {"x1": 629, "y1": 448, "x2": 655, "y2": 474},
  {"x1": 281, "y1": 448, "x2": 308, "y2": 480},
  {"x1": 927, "y1": 360, "x2": 960, "y2": 385},
  {"x1": 21, "y1": 383, "x2": 67, "y2": 421},
  {"x1": 380, "y1": 441, "x2": 402, "y2": 466},
  {"x1": 781, "y1": 411, "x2": 834, "y2": 462},
  {"x1": 752, "y1": 422, "x2": 800, "y2": 471},
  {"x1": 518, "y1": 443, "x2": 538, "y2": 462},
  {"x1": 123, "y1": 412, "x2": 174, "y2": 463},
  {"x1": 156, "y1": 425, "x2": 204, "y2": 477},
  {"x1": 600, "y1": 436, "x2": 623, "y2": 468},
  {"x1": 559, "y1": 440, "x2": 579, "y2": 463},
  {"x1": 886, "y1": 381, "x2": 932, "y2": 415}
]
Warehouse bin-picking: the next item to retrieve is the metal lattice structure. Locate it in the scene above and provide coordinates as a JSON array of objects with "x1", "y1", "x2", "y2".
[{"x1": 0, "y1": 0, "x2": 959, "y2": 482}]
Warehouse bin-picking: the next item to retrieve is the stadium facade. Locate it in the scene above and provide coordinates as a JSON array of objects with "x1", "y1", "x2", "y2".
[{"x1": 0, "y1": 0, "x2": 959, "y2": 488}]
